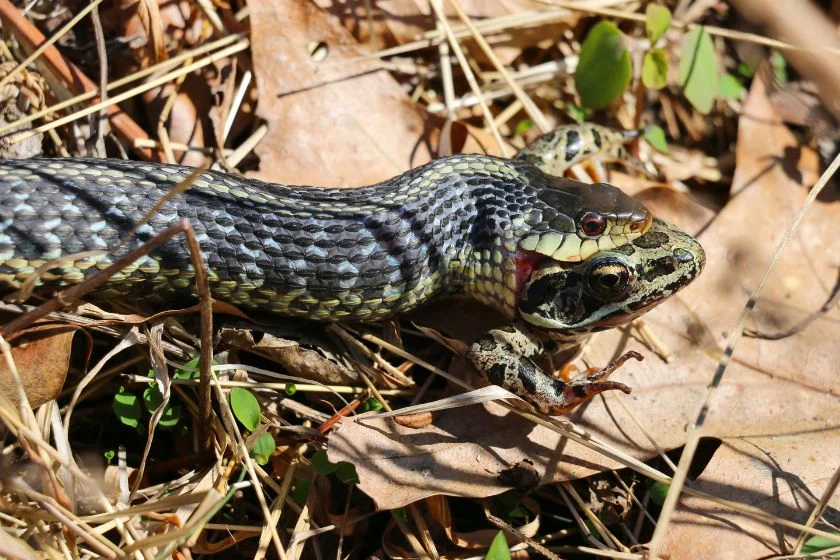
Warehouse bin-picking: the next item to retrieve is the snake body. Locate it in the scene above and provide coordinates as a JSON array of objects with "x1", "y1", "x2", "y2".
[
  {"x1": 0, "y1": 154, "x2": 649, "y2": 321},
  {"x1": 0, "y1": 125, "x2": 705, "y2": 413}
]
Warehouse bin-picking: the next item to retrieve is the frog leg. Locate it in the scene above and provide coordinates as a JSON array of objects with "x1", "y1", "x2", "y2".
[{"x1": 467, "y1": 324, "x2": 634, "y2": 415}]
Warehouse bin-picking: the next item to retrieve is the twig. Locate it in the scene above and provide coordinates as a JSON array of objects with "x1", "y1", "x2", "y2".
[{"x1": 87, "y1": 2, "x2": 108, "y2": 157}]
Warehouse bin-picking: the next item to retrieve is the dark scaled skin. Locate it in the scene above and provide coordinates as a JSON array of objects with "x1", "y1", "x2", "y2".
[
  {"x1": 0, "y1": 134, "x2": 696, "y2": 416},
  {"x1": 0, "y1": 154, "x2": 649, "y2": 322},
  {"x1": 467, "y1": 219, "x2": 705, "y2": 414}
]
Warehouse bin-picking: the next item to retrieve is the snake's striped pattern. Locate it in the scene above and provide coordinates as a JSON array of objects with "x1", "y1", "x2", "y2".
[{"x1": 0, "y1": 154, "x2": 649, "y2": 321}]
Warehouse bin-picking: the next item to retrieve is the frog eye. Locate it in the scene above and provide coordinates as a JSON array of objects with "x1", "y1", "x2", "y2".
[
  {"x1": 584, "y1": 258, "x2": 634, "y2": 302},
  {"x1": 579, "y1": 211, "x2": 607, "y2": 238}
]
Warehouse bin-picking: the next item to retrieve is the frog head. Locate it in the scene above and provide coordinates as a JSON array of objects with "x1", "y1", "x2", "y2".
[{"x1": 518, "y1": 218, "x2": 705, "y2": 333}]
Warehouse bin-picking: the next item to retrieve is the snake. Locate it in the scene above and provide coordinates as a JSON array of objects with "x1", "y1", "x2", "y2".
[{"x1": 0, "y1": 124, "x2": 705, "y2": 413}]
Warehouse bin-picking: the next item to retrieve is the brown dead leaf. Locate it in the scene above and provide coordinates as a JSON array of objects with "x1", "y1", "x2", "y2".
[
  {"x1": 217, "y1": 327, "x2": 359, "y2": 385},
  {"x1": 661, "y1": 432, "x2": 840, "y2": 559},
  {"x1": 248, "y1": 0, "x2": 434, "y2": 186},
  {"x1": 248, "y1": 0, "x2": 501, "y2": 187},
  {"x1": 327, "y1": 73, "x2": 840, "y2": 509},
  {"x1": 0, "y1": 324, "x2": 78, "y2": 408}
]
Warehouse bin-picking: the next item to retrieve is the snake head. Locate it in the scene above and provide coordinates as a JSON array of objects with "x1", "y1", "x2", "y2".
[
  {"x1": 517, "y1": 172, "x2": 652, "y2": 263},
  {"x1": 517, "y1": 218, "x2": 705, "y2": 333}
]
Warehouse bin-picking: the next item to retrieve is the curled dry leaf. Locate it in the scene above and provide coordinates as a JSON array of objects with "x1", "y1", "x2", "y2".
[
  {"x1": 0, "y1": 323, "x2": 77, "y2": 408},
  {"x1": 218, "y1": 327, "x2": 360, "y2": 385},
  {"x1": 328, "y1": 72, "x2": 840, "y2": 509}
]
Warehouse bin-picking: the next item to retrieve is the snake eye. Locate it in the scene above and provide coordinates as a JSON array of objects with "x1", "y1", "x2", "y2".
[
  {"x1": 584, "y1": 258, "x2": 634, "y2": 302},
  {"x1": 579, "y1": 211, "x2": 607, "y2": 238}
]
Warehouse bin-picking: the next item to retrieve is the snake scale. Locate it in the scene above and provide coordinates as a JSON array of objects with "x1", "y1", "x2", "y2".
[{"x1": 0, "y1": 124, "x2": 705, "y2": 413}]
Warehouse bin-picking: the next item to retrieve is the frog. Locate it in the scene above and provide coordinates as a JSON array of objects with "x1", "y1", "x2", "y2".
[{"x1": 467, "y1": 218, "x2": 705, "y2": 414}]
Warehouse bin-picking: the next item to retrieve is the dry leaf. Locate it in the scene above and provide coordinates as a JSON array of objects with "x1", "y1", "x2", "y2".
[
  {"x1": 0, "y1": 324, "x2": 78, "y2": 408},
  {"x1": 248, "y1": 0, "x2": 436, "y2": 186},
  {"x1": 661, "y1": 433, "x2": 840, "y2": 559},
  {"x1": 217, "y1": 327, "x2": 359, "y2": 385},
  {"x1": 315, "y1": 0, "x2": 579, "y2": 65}
]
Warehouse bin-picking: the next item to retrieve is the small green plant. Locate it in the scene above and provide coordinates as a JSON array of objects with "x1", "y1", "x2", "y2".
[
  {"x1": 112, "y1": 357, "x2": 212, "y2": 432},
  {"x1": 230, "y1": 387, "x2": 276, "y2": 465},
  {"x1": 361, "y1": 397, "x2": 384, "y2": 413},
  {"x1": 311, "y1": 449, "x2": 360, "y2": 484},
  {"x1": 574, "y1": 6, "x2": 738, "y2": 116},
  {"x1": 485, "y1": 531, "x2": 511, "y2": 560}
]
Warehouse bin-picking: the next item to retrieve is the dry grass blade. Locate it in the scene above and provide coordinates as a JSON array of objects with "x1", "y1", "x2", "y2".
[
  {"x1": 0, "y1": 0, "x2": 104, "y2": 92},
  {"x1": 428, "y1": 0, "x2": 509, "y2": 156},
  {"x1": 8, "y1": 40, "x2": 250, "y2": 147},
  {"x1": 445, "y1": 0, "x2": 551, "y2": 133},
  {"x1": 0, "y1": 33, "x2": 246, "y2": 137}
]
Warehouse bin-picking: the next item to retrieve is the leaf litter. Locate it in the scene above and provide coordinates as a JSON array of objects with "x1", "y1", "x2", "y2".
[{"x1": 0, "y1": 0, "x2": 839, "y2": 558}]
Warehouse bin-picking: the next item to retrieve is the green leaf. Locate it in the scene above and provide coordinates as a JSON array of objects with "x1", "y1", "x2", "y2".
[
  {"x1": 392, "y1": 508, "x2": 409, "y2": 522},
  {"x1": 645, "y1": 4, "x2": 672, "y2": 44},
  {"x1": 514, "y1": 119, "x2": 534, "y2": 137},
  {"x1": 311, "y1": 450, "x2": 338, "y2": 475},
  {"x1": 230, "y1": 387, "x2": 261, "y2": 431},
  {"x1": 802, "y1": 534, "x2": 840, "y2": 556},
  {"x1": 142, "y1": 386, "x2": 182, "y2": 428},
  {"x1": 649, "y1": 481, "x2": 670, "y2": 505},
  {"x1": 644, "y1": 125, "x2": 669, "y2": 152},
  {"x1": 362, "y1": 397, "x2": 383, "y2": 412},
  {"x1": 103, "y1": 449, "x2": 115, "y2": 465},
  {"x1": 290, "y1": 479, "x2": 312, "y2": 505},
  {"x1": 642, "y1": 48, "x2": 668, "y2": 90},
  {"x1": 174, "y1": 357, "x2": 201, "y2": 380},
  {"x1": 250, "y1": 433, "x2": 276, "y2": 465},
  {"x1": 485, "y1": 531, "x2": 511, "y2": 560},
  {"x1": 679, "y1": 26, "x2": 718, "y2": 114},
  {"x1": 575, "y1": 21, "x2": 632, "y2": 109},
  {"x1": 334, "y1": 462, "x2": 360, "y2": 484},
  {"x1": 113, "y1": 387, "x2": 141, "y2": 428},
  {"x1": 770, "y1": 51, "x2": 788, "y2": 85},
  {"x1": 567, "y1": 103, "x2": 586, "y2": 123},
  {"x1": 158, "y1": 404, "x2": 181, "y2": 428},
  {"x1": 284, "y1": 383, "x2": 297, "y2": 396},
  {"x1": 143, "y1": 384, "x2": 163, "y2": 412},
  {"x1": 737, "y1": 62, "x2": 755, "y2": 79},
  {"x1": 719, "y1": 73, "x2": 745, "y2": 100},
  {"x1": 311, "y1": 450, "x2": 358, "y2": 483}
]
